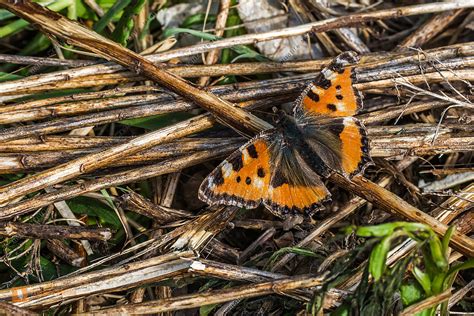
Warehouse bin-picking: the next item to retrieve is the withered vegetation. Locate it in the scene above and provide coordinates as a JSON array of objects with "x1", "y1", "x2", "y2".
[{"x1": 0, "y1": 0, "x2": 472, "y2": 315}]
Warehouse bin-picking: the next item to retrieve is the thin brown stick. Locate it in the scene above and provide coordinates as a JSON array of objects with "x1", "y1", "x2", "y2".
[
  {"x1": 1, "y1": 0, "x2": 472, "y2": 259},
  {"x1": 397, "y1": 9, "x2": 464, "y2": 50},
  {"x1": 0, "y1": 301, "x2": 38, "y2": 316},
  {"x1": 46, "y1": 239, "x2": 85, "y2": 267},
  {"x1": 119, "y1": 191, "x2": 194, "y2": 223},
  {"x1": 0, "y1": 222, "x2": 112, "y2": 240},
  {"x1": 198, "y1": 0, "x2": 231, "y2": 86},
  {"x1": 0, "y1": 53, "x2": 93, "y2": 67},
  {"x1": 84, "y1": 274, "x2": 327, "y2": 315},
  {"x1": 0, "y1": 145, "x2": 236, "y2": 220}
]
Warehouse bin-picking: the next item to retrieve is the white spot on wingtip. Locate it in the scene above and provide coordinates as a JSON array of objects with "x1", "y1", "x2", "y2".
[
  {"x1": 222, "y1": 162, "x2": 232, "y2": 177},
  {"x1": 242, "y1": 149, "x2": 250, "y2": 163},
  {"x1": 311, "y1": 85, "x2": 323, "y2": 95},
  {"x1": 322, "y1": 69, "x2": 336, "y2": 80}
]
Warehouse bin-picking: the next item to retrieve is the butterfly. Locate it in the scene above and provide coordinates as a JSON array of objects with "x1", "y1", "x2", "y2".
[{"x1": 198, "y1": 51, "x2": 371, "y2": 218}]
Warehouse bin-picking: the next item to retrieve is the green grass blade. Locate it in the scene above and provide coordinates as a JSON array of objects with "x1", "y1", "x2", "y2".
[
  {"x1": 94, "y1": 0, "x2": 131, "y2": 33},
  {"x1": 111, "y1": 0, "x2": 146, "y2": 46}
]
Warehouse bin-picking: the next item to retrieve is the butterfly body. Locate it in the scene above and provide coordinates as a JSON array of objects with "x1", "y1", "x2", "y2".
[{"x1": 199, "y1": 52, "x2": 371, "y2": 218}]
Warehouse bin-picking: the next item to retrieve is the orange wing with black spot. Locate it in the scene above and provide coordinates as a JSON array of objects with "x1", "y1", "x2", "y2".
[
  {"x1": 199, "y1": 134, "x2": 273, "y2": 210},
  {"x1": 294, "y1": 51, "x2": 362, "y2": 118},
  {"x1": 198, "y1": 131, "x2": 331, "y2": 218},
  {"x1": 293, "y1": 51, "x2": 371, "y2": 178}
]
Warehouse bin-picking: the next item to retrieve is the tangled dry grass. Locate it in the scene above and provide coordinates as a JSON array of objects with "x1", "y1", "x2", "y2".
[{"x1": 0, "y1": 0, "x2": 472, "y2": 315}]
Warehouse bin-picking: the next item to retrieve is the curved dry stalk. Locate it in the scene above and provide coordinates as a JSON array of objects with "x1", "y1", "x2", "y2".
[
  {"x1": 399, "y1": 289, "x2": 451, "y2": 316},
  {"x1": 1, "y1": 47, "x2": 472, "y2": 101},
  {"x1": 84, "y1": 273, "x2": 327, "y2": 315},
  {"x1": 0, "y1": 0, "x2": 472, "y2": 260},
  {"x1": 0, "y1": 144, "x2": 236, "y2": 220},
  {"x1": 1, "y1": 128, "x2": 472, "y2": 173},
  {"x1": 0, "y1": 222, "x2": 112, "y2": 241}
]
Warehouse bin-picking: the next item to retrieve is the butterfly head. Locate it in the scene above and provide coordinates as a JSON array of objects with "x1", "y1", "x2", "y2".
[{"x1": 271, "y1": 107, "x2": 293, "y2": 125}]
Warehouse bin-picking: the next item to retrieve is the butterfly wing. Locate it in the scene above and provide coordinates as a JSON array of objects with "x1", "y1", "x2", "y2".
[
  {"x1": 299, "y1": 116, "x2": 371, "y2": 177},
  {"x1": 199, "y1": 132, "x2": 273, "y2": 209},
  {"x1": 263, "y1": 134, "x2": 330, "y2": 217},
  {"x1": 199, "y1": 130, "x2": 331, "y2": 217},
  {"x1": 293, "y1": 51, "x2": 371, "y2": 177},
  {"x1": 293, "y1": 51, "x2": 362, "y2": 119}
]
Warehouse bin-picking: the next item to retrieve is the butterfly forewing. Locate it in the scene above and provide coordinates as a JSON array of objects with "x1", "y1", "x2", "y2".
[
  {"x1": 199, "y1": 131, "x2": 331, "y2": 217},
  {"x1": 294, "y1": 51, "x2": 363, "y2": 119},
  {"x1": 198, "y1": 133, "x2": 273, "y2": 209}
]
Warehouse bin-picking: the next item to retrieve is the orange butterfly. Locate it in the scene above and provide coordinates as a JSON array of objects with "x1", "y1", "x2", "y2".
[{"x1": 199, "y1": 52, "x2": 371, "y2": 218}]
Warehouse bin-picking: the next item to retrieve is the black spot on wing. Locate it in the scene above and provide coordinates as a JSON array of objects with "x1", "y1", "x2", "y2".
[
  {"x1": 213, "y1": 168, "x2": 224, "y2": 186},
  {"x1": 336, "y1": 94, "x2": 343, "y2": 100},
  {"x1": 232, "y1": 155, "x2": 243, "y2": 171},
  {"x1": 257, "y1": 167, "x2": 265, "y2": 178},
  {"x1": 236, "y1": 176, "x2": 241, "y2": 183},
  {"x1": 315, "y1": 76, "x2": 331, "y2": 90},
  {"x1": 245, "y1": 177, "x2": 251, "y2": 185},
  {"x1": 247, "y1": 144, "x2": 258, "y2": 159},
  {"x1": 327, "y1": 104, "x2": 337, "y2": 111},
  {"x1": 306, "y1": 88, "x2": 320, "y2": 102}
]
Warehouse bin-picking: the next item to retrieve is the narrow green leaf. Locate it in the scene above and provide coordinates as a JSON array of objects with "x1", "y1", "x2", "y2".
[
  {"x1": 412, "y1": 266, "x2": 432, "y2": 295},
  {"x1": 267, "y1": 246, "x2": 320, "y2": 269},
  {"x1": 428, "y1": 233, "x2": 448, "y2": 271},
  {"x1": 0, "y1": 9, "x2": 15, "y2": 21},
  {"x1": 200, "y1": 304, "x2": 218, "y2": 316},
  {"x1": 94, "y1": 0, "x2": 131, "y2": 33},
  {"x1": 67, "y1": 196, "x2": 121, "y2": 229},
  {"x1": 369, "y1": 238, "x2": 390, "y2": 281},
  {"x1": 0, "y1": 72, "x2": 23, "y2": 82},
  {"x1": 119, "y1": 112, "x2": 193, "y2": 130},
  {"x1": 441, "y1": 225, "x2": 455, "y2": 259},
  {"x1": 356, "y1": 222, "x2": 428, "y2": 237},
  {"x1": 181, "y1": 13, "x2": 216, "y2": 28},
  {"x1": 111, "y1": 0, "x2": 146, "y2": 46},
  {"x1": 431, "y1": 273, "x2": 446, "y2": 295}
]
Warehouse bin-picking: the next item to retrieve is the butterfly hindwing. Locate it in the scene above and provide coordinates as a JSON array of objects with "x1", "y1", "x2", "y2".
[
  {"x1": 294, "y1": 51, "x2": 362, "y2": 118},
  {"x1": 337, "y1": 117, "x2": 371, "y2": 176},
  {"x1": 198, "y1": 134, "x2": 272, "y2": 209},
  {"x1": 264, "y1": 138, "x2": 330, "y2": 217},
  {"x1": 299, "y1": 116, "x2": 371, "y2": 177}
]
